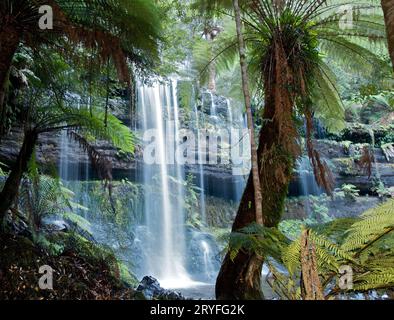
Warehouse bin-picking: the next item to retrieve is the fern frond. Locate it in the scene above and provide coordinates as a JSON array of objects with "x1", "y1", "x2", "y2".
[
  {"x1": 310, "y1": 61, "x2": 345, "y2": 133},
  {"x1": 353, "y1": 267, "x2": 394, "y2": 291},
  {"x1": 341, "y1": 199, "x2": 394, "y2": 253}
]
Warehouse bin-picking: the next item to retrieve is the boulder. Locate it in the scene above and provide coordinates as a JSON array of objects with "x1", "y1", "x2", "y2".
[{"x1": 136, "y1": 276, "x2": 185, "y2": 300}]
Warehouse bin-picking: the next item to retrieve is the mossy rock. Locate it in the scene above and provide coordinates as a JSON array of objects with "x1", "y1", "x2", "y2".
[{"x1": 360, "y1": 99, "x2": 393, "y2": 124}]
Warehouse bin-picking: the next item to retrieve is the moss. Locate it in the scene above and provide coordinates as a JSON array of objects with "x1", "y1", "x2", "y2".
[
  {"x1": 340, "y1": 140, "x2": 353, "y2": 154},
  {"x1": 334, "y1": 158, "x2": 358, "y2": 176},
  {"x1": 118, "y1": 262, "x2": 139, "y2": 287}
]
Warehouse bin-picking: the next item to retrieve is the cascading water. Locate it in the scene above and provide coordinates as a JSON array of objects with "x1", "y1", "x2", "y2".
[
  {"x1": 296, "y1": 156, "x2": 322, "y2": 215},
  {"x1": 137, "y1": 79, "x2": 194, "y2": 288},
  {"x1": 226, "y1": 99, "x2": 233, "y2": 125},
  {"x1": 58, "y1": 95, "x2": 91, "y2": 219},
  {"x1": 208, "y1": 91, "x2": 218, "y2": 125},
  {"x1": 369, "y1": 128, "x2": 381, "y2": 179},
  {"x1": 200, "y1": 240, "x2": 215, "y2": 280},
  {"x1": 193, "y1": 97, "x2": 207, "y2": 224},
  {"x1": 59, "y1": 130, "x2": 70, "y2": 181}
]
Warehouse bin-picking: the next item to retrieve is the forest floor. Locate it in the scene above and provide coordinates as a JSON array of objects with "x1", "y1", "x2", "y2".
[{"x1": 0, "y1": 232, "x2": 136, "y2": 300}]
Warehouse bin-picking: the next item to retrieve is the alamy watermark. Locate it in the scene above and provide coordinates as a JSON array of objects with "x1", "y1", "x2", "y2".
[
  {"x1": 338, "y1": 265, "x2": 353, "y2": 290},
  {"x1": 38, "y1": 265, "x2": 53, "y2": 290},
  {"x1": 38, "y1": 5, "x2": 53, "y2": 30}
]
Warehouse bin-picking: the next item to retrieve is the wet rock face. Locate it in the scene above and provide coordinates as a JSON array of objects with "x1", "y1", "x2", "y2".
[
  {"x1": 185, "y1": 227, "x2": 221, "y2": 281},
  {"x1": 199, "y1": 90, "x2": 230, "y2": 118},
  {"x1": 0, "y1": 128, "x2": 139, "y2": 180},
  {"x1": 288, "y1": 137, "x2": 394, "y2": 197},
  {"x1": 136, "y1": 276, "x2": 185, "y2": 300},
  {"x1": 327, "y1": 123, "x2": 394, "y2": 145},
  {"x1": 283, "y1": 196, "x2": 382, "y2": 220}
]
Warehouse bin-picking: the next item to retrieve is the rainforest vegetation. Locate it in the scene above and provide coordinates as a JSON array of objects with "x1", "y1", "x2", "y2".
[{"x1": 0, "y1": 0, "x2": 394, "y2": 301}]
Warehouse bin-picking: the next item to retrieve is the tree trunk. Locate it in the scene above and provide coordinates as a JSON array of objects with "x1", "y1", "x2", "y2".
[
  {"x1": 216, "y1": 38, "x2": 299, "y2": 300},
  {"x1": 0, "y1": 26, "x2": 20, "y2": 136},
  {"x1": 381, "y1": 0, "x2": 394, "y2": 70},
  {"x1": 233, "y1": 0, "x2": 263, "y2": 225},
  {"x1": 300, "y1": 229, "x2": 325, "y2": 300},
  {"x1": 0, "y1": 130, "x2": 38, "y2": 226}
]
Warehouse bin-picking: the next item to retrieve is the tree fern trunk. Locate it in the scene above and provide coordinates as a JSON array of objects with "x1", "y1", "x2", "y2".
[
  {"x1": 0, "y1": 130, "x2": 38, "y2": 226},
  {"x1": 382, "y1": 0, "x2": 394, "y2": 71},
  {"x1": 233, "y1": 0, "x2": 264, "y2": 225},
  {"x1": 215, "y1": 38, "x2": 299, "y2": 300},
  {"x1": 0, "y1": 26, "x2": 20, "y2": 137}
]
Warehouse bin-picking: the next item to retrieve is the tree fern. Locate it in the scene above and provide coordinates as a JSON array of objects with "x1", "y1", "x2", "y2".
[
  {"x1": 192, "y1": 0, "x2": 391, "y2": 128},
  {"x1": 20, "y1": 172, "x2": 92, "y2": 235}
]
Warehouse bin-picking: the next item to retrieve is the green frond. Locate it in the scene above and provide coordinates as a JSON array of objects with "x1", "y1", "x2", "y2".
[
  {"x1": 282, "y1": 237, "x2": 302, "y2": 275},
  {"x1": 62, "y1": 211, "x2": 92, "y2": 234},
  {"x1": 56, "y1": 108, "x2": 134, "y2": 154},
  {"x1": 309, "y1": 229, "x2": 355, "y2": 262},
  {"x1": 227, "y1": 223, "x2": 290, "y2": 262},
  {"x1": 341, "y1": 199, "x2": 394, "y2": 253},
  {"x1": 56, "y1": 0, "x2": 162, "y2": 68},
  {"x1": 319, "y1": 35, "x2": 390, "y2": 76},
  {"x1": 310, "y1": 62, "x2": 346, "y2": 132},
  {"x1": 282, "y1": 227, "x2": 355, "y2": 277},
  {"x1": 353, "y1": 267, "x2": 394, "y2": 291}
]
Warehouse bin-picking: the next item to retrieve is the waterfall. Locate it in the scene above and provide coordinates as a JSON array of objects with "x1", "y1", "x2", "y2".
[
  {"x1": 226, "y1": 99, "x2": 233, "y2": 125},
  {"x1": 296, "y1": 156, "x2": 322, "y2": 215},
  {"x1": 59, "y1": 130, "x2": 70, "y2": 181},
  {"x1": 369, "y1": 128, "x2": 381, "y2": 180},
  {"x1": 200, "y1": 240, "x2": 214, "y2": 280},
  {"x1": 138, "y1": 79, "x2": 195, "y2": 288},
  {"x1": 58, "y1": 94, "x2": 90, "y2": 218},
  {"x1": 193, "y1": 98, "x2": 207, "y2": 224},
  {"x1": 208, "y1": 91, "x2": 216, "y2": 117}
]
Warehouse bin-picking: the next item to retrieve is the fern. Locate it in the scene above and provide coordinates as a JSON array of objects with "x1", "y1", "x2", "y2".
[
  {"x1": 341, "y1": 199, "x2": 394, "y2": 253},
  {"x1": 19, "y1": 169, "x2": 92, "y2": 237},
  {"x1": 310, "y1": 61, "x2": 346, "y2": 132},
  {"x1": 353, "y1": 267, "x2": 394, "y2": 291},
  {"x1": 223, "y1": 199, "x2": 394, "y2": 298},
  {"x1": 226, "y1": 223, "x2": 290, "y2": 263},
  {"x1": 192, "y1": 0, "x2": 390, "y2": 132}
]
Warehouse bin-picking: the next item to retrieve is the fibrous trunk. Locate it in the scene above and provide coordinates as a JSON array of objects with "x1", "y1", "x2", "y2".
[
  {"x1": 0, "y1": 130, "x2": 38, "y2": 226},
  {"x1": 0, "y1": 25, "x2": 20, "y2": 136},
  {"x1": 300, "y1": 229, "x2": 325, "y2": 300},
  {"x1": 215, "y1": 39, "x2": 299, "y2": 300}
]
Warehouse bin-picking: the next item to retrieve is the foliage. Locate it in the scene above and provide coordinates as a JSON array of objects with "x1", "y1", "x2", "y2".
[
  {"x1": 371, "y1": 178, "x2": 391, "y2": 198},
  {"x1": 340, "y1": 184, "x2": 360, "y2": 202},
  {"x1": 20, "y1": 161, "x2": 92, "y2": 237},
  {"x1": 1, "y1": 0, "x2": 162, "y2": 79},
  {"x1": 184, "y1": 174, "x2": 203, "y2": 228},
  {"x1": 226, "y1": 199, "x2": 394, "y2": 299},
  {"x1": 67, "y1": 179, "x2": 144, "y2": 228},
  {"x1": 192, "y1": 0, "x2": 392, "y2": 134}
]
